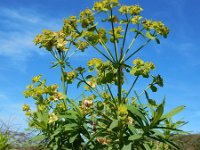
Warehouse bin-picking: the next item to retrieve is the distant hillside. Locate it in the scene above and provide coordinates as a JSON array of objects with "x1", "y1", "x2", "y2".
[{"x1": 175, "y1": 134, "x2": 200, "y2": 150}]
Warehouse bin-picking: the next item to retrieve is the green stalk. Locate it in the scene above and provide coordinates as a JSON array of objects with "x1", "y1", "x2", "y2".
[
  {"x1": 110, "y1": 9, "x2": 119, "y2": 62},
  {"x1": 85, "y1": 39, "x2": 114, "y2": 63},
  {"x1": 117, "y1": 64, "x2": 123, "y2": 149},
  {"x1": 95, "y1": 28, "x2": 116, "y2": 63},
  {"x1": 120, "y1": 14, "x2": 130, "y2": 62},
  {"x1": 125, "y1": 76, "x2": 139, "y2": 100},
  {"x1": 122, "y1": 33, "x2": 139, "y2": 61},
  {"x1": 60, "y1": 57, "x2": 68, "y2": 109},
  {"x1": 74, "y1": 27, "x2": 114, "y2": 63},
  {"x1": 133, "y1": 85, "x2": 151, "y2": 101},
  {"x1": 117, "y1": 67, "x2": 122, "y2": 104},
  {"x1": 106, "y1": 84, "x2": 118, "y2": 116},
  {"x1": 125, "y1": 39, "x2": 151, "y2": 62},
  {"x1": 50, "y1": 50, "x2": 68, "y2": 108}
]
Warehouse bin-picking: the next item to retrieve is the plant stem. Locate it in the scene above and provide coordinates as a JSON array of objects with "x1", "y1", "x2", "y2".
[
  {"x1": 133, "y1": 85, "x2": 151, "y2": 102},
  {"x1": 60, "y1": 61, "x2": 68, "y2": 109},
  {"x1": 95, "y1": 28, "x2": 116, "y2": 63},
  {"x1": 125, "y1": 76, "x2": 139, "y2": 100},
  {"x1": 120, "y1": 14, "x2": 129, "y2": 62},
  {"x1": 74, "y1": 27, "x2": 114, "y2": 63},
  {"x1": 125, "y1": 39, "x2": 151, "y2": 62},
  {"x1": 110, "y1": 9, "x2": 119, "y2": 62},
  {"x1": 106, "y1": 84, "x2": 118, "y2": 116}
]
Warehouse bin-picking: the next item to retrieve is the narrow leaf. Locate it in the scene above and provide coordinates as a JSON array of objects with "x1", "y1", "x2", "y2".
[
  {"x1": 69, "y1": 134, "x2": 78, "y2": 143},
  {"x1": 109, "y1": 119, "x2": 118, "y2": 130},
  {"x1": 150, "y1": 100, "x2": 165, "y2": 127},
  {"x1": 128, "y1": 134, "x2": 142, "y2": 141},
  {"x1": 161, "y1": 105, "x2": 185, "y2": 119}
]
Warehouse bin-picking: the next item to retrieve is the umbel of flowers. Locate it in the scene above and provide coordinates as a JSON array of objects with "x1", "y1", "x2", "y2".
[{"x1": 23, "y1": 0, "x2": 186, "y2": 149}]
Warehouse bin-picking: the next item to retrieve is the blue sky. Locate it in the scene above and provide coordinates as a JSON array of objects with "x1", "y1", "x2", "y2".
[{"x1": 0, "y1": 0, "x2": 200, "y2": 132}]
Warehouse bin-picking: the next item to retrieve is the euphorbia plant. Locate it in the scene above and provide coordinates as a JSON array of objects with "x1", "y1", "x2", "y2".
[{"x1": 23, "y1": 0, "x2": 186, "y2": 149}]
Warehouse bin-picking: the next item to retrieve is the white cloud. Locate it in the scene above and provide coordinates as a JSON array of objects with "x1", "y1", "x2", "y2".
[
  {"x1": 0, "y1": 7, "x2": 62, "y2": 71},
  {"x1": 0, "y1": 8, "x2": 40, "y2": 24}
]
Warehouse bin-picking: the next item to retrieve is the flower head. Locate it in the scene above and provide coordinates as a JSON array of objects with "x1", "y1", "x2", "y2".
[
  {"x1": 48, "y1": 113, "x2": 58, "y2": 124},
  {"x1": 22, "y1": 104, "x2": 30, "y2": 111}
]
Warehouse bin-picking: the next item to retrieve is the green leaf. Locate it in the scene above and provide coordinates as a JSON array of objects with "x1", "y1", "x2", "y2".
[
  {"x1": 128, "y1": 134, "x2": 142, "y2": 141},
  {"x1": 97, "y1": 101, "x2": 104, "y2": 110},
  {"x1": 122, "y1": 143, "x2": 132, "y2": 150},
  {"x1": 51, "y1": 127, "x2": 62, "y2": 137},
  {"x1": 77, "y1": 80, "x2": 84, "y2": 88},
  {"x1": 70, "y1": 100, "x2": 83, "y2": 117},
  {"x1": 64, "y1": 123, "x2": 78, "y2": 131},
  {"x1": 150, "y1": 84, "x2": 157, "y2": 92},
  {"x1": 127, "y1": 105, "x2": 148, "y2": 125},
  {"x1": 109, "y1": 119, "x2": 118, "y2": 130},
  {"x1": 155, "y1": 38, "x2": 160, "y2": 44},
  {"x1": 53, "y1": 145, "x2": 58, "y2": 150},
  {"x1": 128, "y1": 125, "x2": 136, "y2": 134},
  {"x1": 120, "y1": 20, "x2": 128, "y2": 24},
  {"x1": 150, "y1": 100, "x2": 165, "y2": 127},
  {"x1": 143, "y1": 143, "x2": 151, "y2": 150},
  {"x1": 86, "y1": 75, "x2": 93, "y2": 79},
  {"x1": 161, "y1": 105, "x2": 185, "y2": 119},
  {"x1": 145, "y1": 91, "x2": 157, "y2": 106},
  {"x1": 69, "y1": 134, "x2": 78, "y2": 143},
  {"x1": 146, "y1": 31, "x2": 155, "y2": 40}
]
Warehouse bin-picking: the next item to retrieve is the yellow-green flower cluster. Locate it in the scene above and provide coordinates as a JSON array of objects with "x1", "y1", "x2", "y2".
[
  {"x1": 22, "y1": 104, "x2": 30, "y2": 111},
  {"x1": 63, "y1": 16, "x2": 78, "y2": 36},
  {"x1": 88, "y1": 59, "x2": 122, "y2": 85},
  {"x1": 84, "y1": 31, "x2": 99, "y2": 45},
  {"x1": 93, "y1": 0, "x2": 119, "y2": 12},
  {"x1": 85, "y1": 78, "x2": 97, "y2": 90},
  {"x1": 142, "y1": 19, "x2": 153, "y2": 30},
  {"x1": 64, "y1": 71, "x2": 77, "y2": 84},
  {"x1": 131, "y1": 16, "x2": 142, "y2": 24},
  {"x1": 32, "y1": 75, "x2": 42, "y2": 83},
  {"x1": 88, "y1": 58, "x2": 103, "y2": 71},
  {"x1": 56, "y1": 103, "x2": 66, "y2": 112},
  {"x1": 130, "y1": 58, "x2": 155, "y2": 78},
  {"x1": 80, "y1": 9, "x2": 94, "y2": 28},
  {"x1": 80, "y1": 95, "x2": 96, "y2": 113},
  {"x1": 69, "y1": 16, "x2": 78, "y2": 27},
  {"x1": 152, "y1": 21, "x2": 169, "y2": 38},
  {"x1": 101, "y1": 92, "x2": 111, "y2": 101},
  {"x1": 75, "y1": 40, "x2": 89, "y2": 52},
  {"x1": 109, "y1": 26, "x2": 123, "y2": 43},
  {"x1": 118, "y1": 105, "x2": 128, "y2": 120},
  {"x1": 98, "y1": 28, "x2": 108, "y2": 44},
  {"x1": 22, "y1": 104, "x2": 31, "y2": 116},
  {"x1": 34, "y1": 30, "x2": 56, "y2": 51},
  {"x1": 23, "y1": 75, "x2": 64, "y2": 107},
  {"x1": 34, "y1": 30, "x2": 68, "y2": 51},
  {"x1": 143, "y1": 20, "x2": 169, "y2": 38},
  {"x1": 56, "y1": 31, "x2": 68, "y2": 50},
  {"x1": 47, "y1": 92, "x2": 64, "y2": 102},
  {"x1": 48, "y1": 113, "x2": 58, "y2": 124},
  {"x1": 37, "y1": 104, "x2": 46, "y2": 111},
  {"x1": 119, "y1": 5, "x2": 143, "y2": 15}
]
